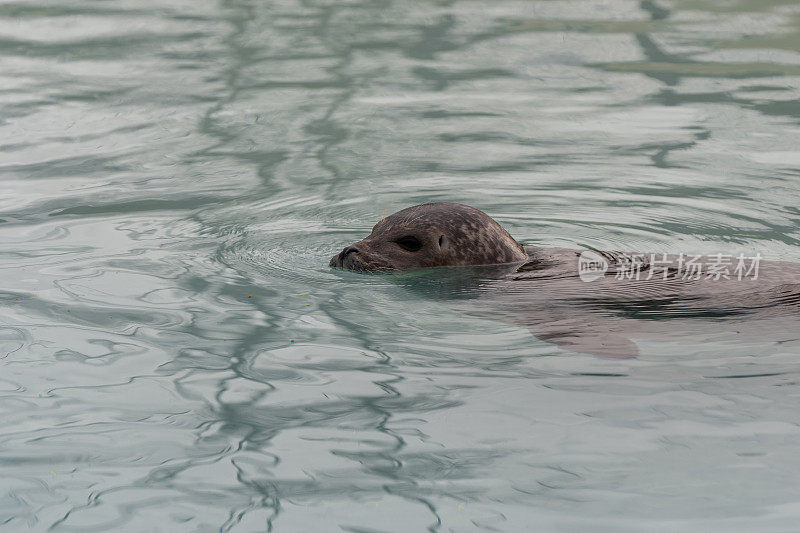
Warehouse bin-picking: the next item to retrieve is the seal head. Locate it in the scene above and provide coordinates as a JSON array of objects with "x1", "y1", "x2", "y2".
[{"x1": 330, "y1": 202, "x2": 528, "y2": 271}]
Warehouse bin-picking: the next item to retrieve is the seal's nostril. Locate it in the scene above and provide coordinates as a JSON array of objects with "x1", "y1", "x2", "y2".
[{"x1": 338, "y1": 246, "x2": 358, "y2": 262}]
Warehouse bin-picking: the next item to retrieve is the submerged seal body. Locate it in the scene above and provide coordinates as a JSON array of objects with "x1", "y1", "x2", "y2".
[
  {"x1": 329, "y1": 203, "x2": 527, "y2": 271},
  {"x1": 331, "y1": 203, "x2": 800, "y2": 358}
]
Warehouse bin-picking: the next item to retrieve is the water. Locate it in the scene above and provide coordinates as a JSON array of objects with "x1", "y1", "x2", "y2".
[{"x1": 2, "y1": 0, "x2": 800, "y2": 530}]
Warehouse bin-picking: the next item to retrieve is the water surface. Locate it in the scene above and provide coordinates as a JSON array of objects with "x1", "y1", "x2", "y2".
[{"x1": 2, "y1": 0, "x2": 800, "y2": 530}]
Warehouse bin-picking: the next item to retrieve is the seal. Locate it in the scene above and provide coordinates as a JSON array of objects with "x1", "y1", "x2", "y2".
[
  {"x1": 329, "y1": 202, "x2": 527, "y2": 271},
  {"x1": 330, "y1": 203, "x2": 800, "y2": 359}
]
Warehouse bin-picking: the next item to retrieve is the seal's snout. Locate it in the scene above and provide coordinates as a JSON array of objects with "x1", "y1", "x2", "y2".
[
  {"x1": 338, "y1": 246, "x2": 359, "y2": 262},
  {"x1": 330, "y1": 245, "x2": 361, "y2": 268}
]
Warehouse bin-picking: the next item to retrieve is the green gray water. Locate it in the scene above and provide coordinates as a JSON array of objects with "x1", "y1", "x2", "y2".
[{"x1": 2, "y1": 0, "x2": 800, "y2": 531}]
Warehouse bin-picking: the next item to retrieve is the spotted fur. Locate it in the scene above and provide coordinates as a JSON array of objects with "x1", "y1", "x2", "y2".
[{"x1": 330, "y1": 203, "x2": 527, "y2": 271}]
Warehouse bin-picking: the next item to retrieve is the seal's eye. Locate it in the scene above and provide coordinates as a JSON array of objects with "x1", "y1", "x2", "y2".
[{"x1": 395, "y1": 236, "x2": 422, "y2": 252}]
